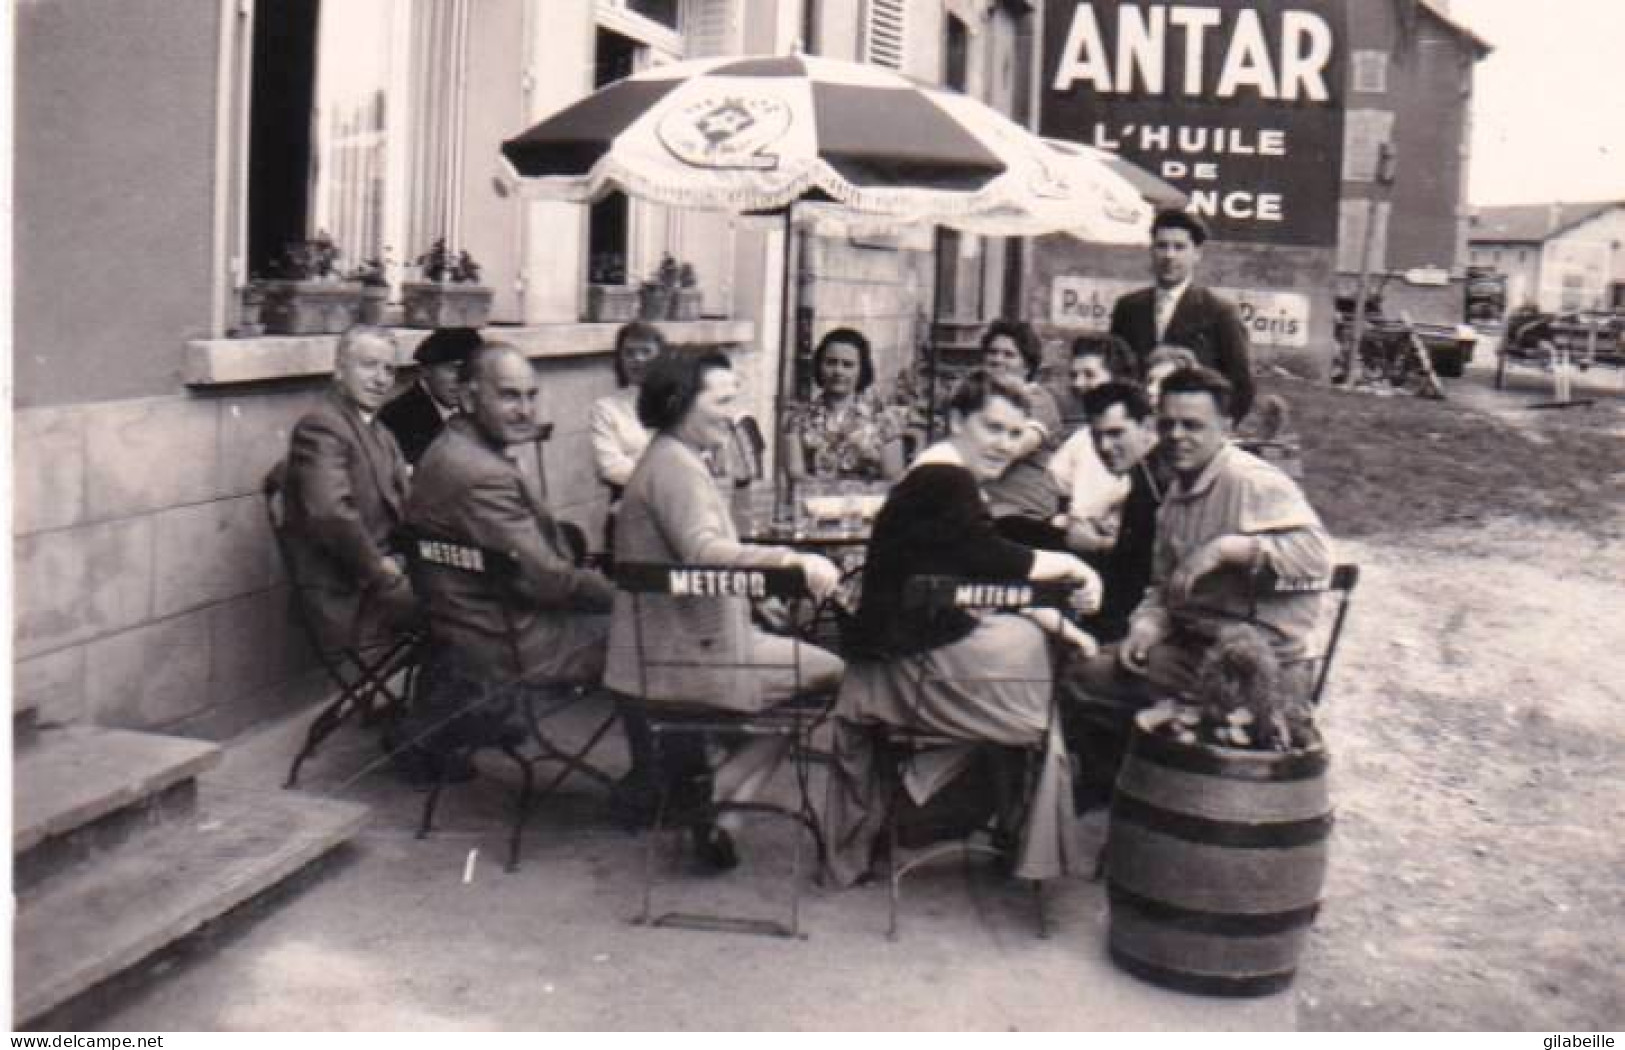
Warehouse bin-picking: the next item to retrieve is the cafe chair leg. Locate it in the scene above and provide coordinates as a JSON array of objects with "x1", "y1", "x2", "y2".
[{"x1": 501, "y1": 743, "x2": 536, "y2": 873}]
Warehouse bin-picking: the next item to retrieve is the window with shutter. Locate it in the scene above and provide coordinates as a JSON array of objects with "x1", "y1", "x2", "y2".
[
  {"x1": 1351, "y1": 50, "x2": 1388, "y2": 94},
  {"x1": 683, "y1": 0, "x2": 739, "y2": 58},
  {"x1": 864, "y1": 0, "x2": 907, "y2": 70}
]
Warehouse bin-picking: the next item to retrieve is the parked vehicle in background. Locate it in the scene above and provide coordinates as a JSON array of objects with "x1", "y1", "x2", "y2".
[
  {"x1": 1464, "y1": 267, "x2": 1506, "y2": 327},
  {"x1": 1496, "y1": 305, "x2": 1624, "y2": 389},
  {"x1": 1335, "y1": 292, "x2": 1479, "y2": 382}
]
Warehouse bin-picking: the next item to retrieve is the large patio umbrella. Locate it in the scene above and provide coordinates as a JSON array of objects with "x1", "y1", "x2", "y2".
[{"x1": 500, "y1": 53, "x2": 1171, "y2": 480}]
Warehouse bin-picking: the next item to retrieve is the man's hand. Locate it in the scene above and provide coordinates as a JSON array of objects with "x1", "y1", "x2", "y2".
[
  {"x1": 798, "y1": 553, "x2": 842, "y2": 601},
  {"x1": 1119, "y1": 618, "x2": 1165, "y2": 676},
  {"x1": 1057, "y1": 619, "x2": 1100, "y2": 659},
  {"x1": 1055, "y1": 554, "x2": 1103, "y2": 615},
  {"x1": 1063, "y1": 514, "x2": 1117, "y2": 555},
  {"x1": 1166, "y1": 538, "x2": 1229, "y2": 604}
]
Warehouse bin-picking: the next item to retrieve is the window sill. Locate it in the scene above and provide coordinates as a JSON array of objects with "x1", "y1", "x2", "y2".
[{"x1": 184, "y1": 319, "x2": 757, "y2": 387}]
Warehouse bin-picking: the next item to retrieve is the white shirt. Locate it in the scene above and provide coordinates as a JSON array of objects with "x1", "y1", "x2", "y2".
[
  {"x1": 423, "y1": 380, "x2": 456, "y2": 422},
  {"x1": 1154, "y1": 279, "x2": 1191, "y2": 342},
  {"x1": 588, "y1": 387, "x2": 651, "y2": 489},
  {"x1": 1048, "y1": 429, "x2": 1130, "y2": 522}
]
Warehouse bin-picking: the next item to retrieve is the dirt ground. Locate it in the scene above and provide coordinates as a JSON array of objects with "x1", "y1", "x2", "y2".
[{"x1": 1288, "y1": 357, "x2": 1625, "y2": 1030}]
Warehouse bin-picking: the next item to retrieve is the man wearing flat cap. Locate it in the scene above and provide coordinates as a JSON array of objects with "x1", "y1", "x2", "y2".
[
  {"x1": 1110, "y1": 209, "x2": 1254, "y2": 422},
  {"x1": 380, "y1": 327, "x2": 483, "y2": 463}
]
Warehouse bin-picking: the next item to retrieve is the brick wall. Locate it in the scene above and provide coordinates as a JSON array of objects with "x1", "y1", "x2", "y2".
[
  {"x1": 801, "y1": 234, "x2": 934, "y2": 394},
  {"x1": 13, "y1": 388, "x2": 324, "y2": 737}
]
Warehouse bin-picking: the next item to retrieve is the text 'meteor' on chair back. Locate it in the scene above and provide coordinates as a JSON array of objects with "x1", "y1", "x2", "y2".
[
  {"x1": 614, "y1": 562, "x2": 810, "y2": 601},
  {"x1": 901, "y1": 575, "x2": 1076, "y2": 613}
]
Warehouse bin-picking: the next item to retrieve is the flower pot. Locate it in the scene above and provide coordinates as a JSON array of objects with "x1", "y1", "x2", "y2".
[
  {"x1": 586, "y1": 283, "x2": 640, "y2": 323},
  {"x1": 401, "y1": 281, "x2": 493, "y2": 328},
  {"x1": 358, "y1": 284, "x2": 390, "y2": 325},
  {"x1": 257, "y1": 279, "x2": 364, "y2": 335},
  {"x1": 1105, "y1": 710, "x2": 1332, "y2": 997},
  {"x1": 638, "y1": 285, "x2": 674, "y2": 321},
  {"x1": 670, "y1": 288, "x2": 703, "y2": 321}
]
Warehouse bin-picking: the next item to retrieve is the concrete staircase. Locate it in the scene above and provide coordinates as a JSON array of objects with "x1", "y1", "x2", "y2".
[{"x1": 12, "y1": 697, "x2": 367, "y2": 1026}]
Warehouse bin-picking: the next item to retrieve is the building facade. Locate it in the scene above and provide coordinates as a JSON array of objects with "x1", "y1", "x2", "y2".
[
  {"x1": 1335, "y1": 0, "x2": 1489, "y2": 320},
  {"x1": 1468, "y1": 202, "x2": 1625, "y2": 313},
  {"x1": 12, "y1": 0, "x2": 1028, "y2": 737}
]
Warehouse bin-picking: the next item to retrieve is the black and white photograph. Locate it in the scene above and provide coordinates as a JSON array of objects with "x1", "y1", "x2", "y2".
[{"x1": 6, "y1": 0, "x2": 1622, "y2": 1034}]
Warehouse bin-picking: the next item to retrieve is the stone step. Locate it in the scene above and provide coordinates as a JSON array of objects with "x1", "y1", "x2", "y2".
[
  {"x1": 13, "y1": 782, "x2": 368, "y2": 1025},
  {"x1": 14, "y1": 725, "x2": 222, "y2": 857}
]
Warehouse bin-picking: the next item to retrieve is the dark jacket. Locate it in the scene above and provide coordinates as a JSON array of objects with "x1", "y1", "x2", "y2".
[
  {"x1": 406, "y1": 417, "x2": 613, "y2": 684},
  {"x1": 1110, "y1": 283, "x2": 1255, "y2": 421},
  {"x1": 281, "y1": 388, "x2": 414, "y2": 649},
  {"x1": 379, "y1": 381, "x2": 451, "y2": 465},
  {"x1": 1089, "y1": 452, "x2": 1172, "y2": 643}
]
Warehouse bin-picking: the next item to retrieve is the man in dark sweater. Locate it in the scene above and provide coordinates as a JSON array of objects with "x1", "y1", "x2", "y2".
[
  {"x1": 1063, "y1": 380, "x2": 1168, "y2": 810},
  {"x1": 1077, "y1": 381, "x2": 1168, "y2": 644}
]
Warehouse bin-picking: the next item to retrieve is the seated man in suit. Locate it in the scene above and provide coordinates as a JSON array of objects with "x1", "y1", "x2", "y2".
[
  {"x1": 405, "y1": 342, "x2": 616, "y2": 761},
  {"x1": 1110, "y1": 209, "x2": 1255, "y2": 422},
  {"x1": 379, "y1": 327, "x2": 482, "y2": 464},
  {"x1": 281, "y1": 324, "x2": 419, "y2": 652},
  {"x1": 408, "y1": 342, "x2": 615, "y2": 685}
]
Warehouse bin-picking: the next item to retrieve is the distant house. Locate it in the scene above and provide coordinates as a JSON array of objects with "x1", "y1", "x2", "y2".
[
  {"x1": 1467, "y1": 202, "x2": 1625, "y2": 312},
  {"x1": 1339, "y1": 0, "x2": 1492, "y2": 280}
]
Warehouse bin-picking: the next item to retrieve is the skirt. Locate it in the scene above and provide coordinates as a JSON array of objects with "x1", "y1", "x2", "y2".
[{"x1": 823, "y1": 614, "x2": 1081, "y2": 888}]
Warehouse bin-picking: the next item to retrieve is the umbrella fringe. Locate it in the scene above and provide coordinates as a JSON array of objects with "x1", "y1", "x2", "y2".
[{"x1": 553, "y1": 156, "x2": 1038, "y2": 220}]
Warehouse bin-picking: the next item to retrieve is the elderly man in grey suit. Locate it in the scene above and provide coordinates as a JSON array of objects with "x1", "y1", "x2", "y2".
[
  {"x1": 406, "y1": 342, "x2": 615, "y2": 687},
  {"x1": 281, "y1": 325, "x2": 419, "y2": 650}
]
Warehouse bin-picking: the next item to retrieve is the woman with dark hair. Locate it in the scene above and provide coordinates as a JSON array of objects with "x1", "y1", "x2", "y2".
[
  {"x1": 589, "y1": 322, "x2": 668, "y2": 495},
  {"x1": 979, "y1": 320, "x2": 1068, "y2": 546},
  {"x1": 784, "y1": 327, "x2": 905, "y2": 483},
  {"x1": 981, "y1": 320, "x2": 1064, "y2": 440},
  {"x1": 604, "y1": 351, "x2": 845, "y2": 869},
  {"x1": 824, "y1": 368, "x2": 1101, "y2": 889}
]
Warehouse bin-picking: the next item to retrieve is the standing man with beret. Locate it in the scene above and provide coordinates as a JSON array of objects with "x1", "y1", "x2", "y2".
[
  {"x1": 380, "y1": 327, "x2": 483, "y2": 464},
  {"x1": 1110, "y1": 209, "x2": 1255, "y2": 423}
]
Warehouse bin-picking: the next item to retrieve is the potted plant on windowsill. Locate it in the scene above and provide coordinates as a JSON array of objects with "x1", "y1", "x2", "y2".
[
  {"x1": 585, "y1": 251, "x2": 638, "y2": 322},
  {"x1": 402, "y1": 238, "x2": 493, "y2": 328},
  {"x1": 671, "y1": 261, "x2": 703, "y2": 321},
  {"x1": 638, "y1": 253, "x2": 680, "y2": 321},
  {"x1": 350, "y1": 253, "x2": 392, "y2": 325},
  {"x1": 255, "y1": 232, "x2": 364, "y2": 335}
]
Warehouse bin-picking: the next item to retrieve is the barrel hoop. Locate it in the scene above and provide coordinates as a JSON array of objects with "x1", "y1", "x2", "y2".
[
  {"x1": 1108, "y1": 883, "x2": 1321, "y2": 936},
  {"x1": 1112, "y1": 794, "x2": 1335, "y2": 849},
  {"x1": 1115, "y1": 758, "x2": 1330, "y2": 824},
  {"x1": 1129, "y1": 730, "x2": 1329, "y2": 781},
  {"x1": 1109, "y1": 945, "x2": 1297, "y2": 998}
]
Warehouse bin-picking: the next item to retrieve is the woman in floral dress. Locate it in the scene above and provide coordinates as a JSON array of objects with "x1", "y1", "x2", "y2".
[{"x1": 784, "y1": 328, "x2": 906, "y2": 483}]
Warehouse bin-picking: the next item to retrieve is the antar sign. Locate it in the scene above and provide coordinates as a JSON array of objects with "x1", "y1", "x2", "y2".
[{"x1": 1041, "y1": 0, "x2": 1346, "y2": 247}]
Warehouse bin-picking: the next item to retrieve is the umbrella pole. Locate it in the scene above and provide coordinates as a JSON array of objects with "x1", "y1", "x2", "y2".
[
  {"x1": 925, "y1": 225, "x2": 941, "y2": 446},
  {"x1": 773, "y1": 205, "x2": 796, "y2": 521}
]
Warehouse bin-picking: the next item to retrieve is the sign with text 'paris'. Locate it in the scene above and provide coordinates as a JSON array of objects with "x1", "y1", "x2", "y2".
[
  {"x1": 1052, "y1": 276, "x2": 1311, "y2": 348},
  {"x1": 1040, "y1": 1, "x2": 1346, "y2": 247}
]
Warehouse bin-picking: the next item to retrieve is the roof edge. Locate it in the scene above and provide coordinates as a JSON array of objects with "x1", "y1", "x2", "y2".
[{"x1": 1416, "y1": 0, "x2": 1493, "y2": 58}]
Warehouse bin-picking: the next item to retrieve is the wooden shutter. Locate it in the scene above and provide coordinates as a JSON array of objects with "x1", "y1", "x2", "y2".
[{"x1": 864, "y1": 0, "x2": 906, "y2": 70}]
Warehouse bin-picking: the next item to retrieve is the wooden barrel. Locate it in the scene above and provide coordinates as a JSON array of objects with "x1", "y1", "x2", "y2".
[{"x1": 1105, "y1": 710, "x2": 1332, "y2": 997}]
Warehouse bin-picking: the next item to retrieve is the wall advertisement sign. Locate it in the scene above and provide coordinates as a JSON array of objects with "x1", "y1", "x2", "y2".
[
  {"x1": 1052, "y1": 275, "x2": 1311, "y2": 348},
  {"x1": 1040, "y1": 1, "x2": 1347, "y2": 248}
]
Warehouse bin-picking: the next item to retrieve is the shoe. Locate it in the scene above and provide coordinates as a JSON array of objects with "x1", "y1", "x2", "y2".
[{"x1": 692, "y1": 823, "x2": 740, "y2": 872}]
